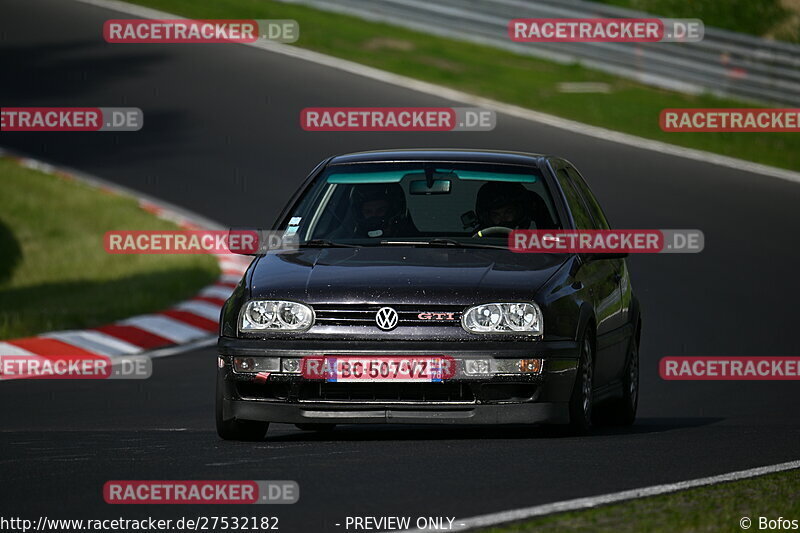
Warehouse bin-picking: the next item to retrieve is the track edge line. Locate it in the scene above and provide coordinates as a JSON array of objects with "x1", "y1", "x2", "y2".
[
  {"x1": 425, "y1": 459, "x2": 800, "y2": 532},
  {"x1": 71, "y1": 0, "x2": 800, "y2": 184}
]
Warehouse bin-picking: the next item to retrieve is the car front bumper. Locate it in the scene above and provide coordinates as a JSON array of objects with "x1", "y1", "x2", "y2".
[{"x1": 217, "y1": 337, "x2": 580, "y2": 426}]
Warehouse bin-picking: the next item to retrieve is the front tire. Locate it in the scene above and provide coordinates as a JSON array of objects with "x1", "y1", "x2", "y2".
[
  {"x1": 567, "y1": 332, "x2": 594, "y2": 435},
  {"x1": 601, "y1": 336, "x2": 639, "y2": 426}
]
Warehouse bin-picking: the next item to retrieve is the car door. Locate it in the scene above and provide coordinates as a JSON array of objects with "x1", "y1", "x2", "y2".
[{"x1": 551, "y1": 159, "x2": 626, "y2": 386}]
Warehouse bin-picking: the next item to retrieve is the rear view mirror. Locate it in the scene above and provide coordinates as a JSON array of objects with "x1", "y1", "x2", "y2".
[{"x1": 409, "y1": 179, "x2": 451, "y2": 195}]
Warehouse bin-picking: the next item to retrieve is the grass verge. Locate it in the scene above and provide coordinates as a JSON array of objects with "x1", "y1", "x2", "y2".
[
  {"x1": 0, "y1": 157, "x2": 219, "y2": 339},
  {"x1": 126, "y1": 0, "x2": 800, "y2": 171},
  {"x1": 478, "y1": 468, "x2": 800, "y2": 532},
  {"x1": 594, "y1": 0, "x2": 800, "y2": 43}
]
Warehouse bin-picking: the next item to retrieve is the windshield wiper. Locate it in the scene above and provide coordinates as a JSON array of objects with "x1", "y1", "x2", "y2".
[
  {"x1": 379, "y1": 239, "x2": 507, "y2": 249},
  {"x1": 299, "y1": 239, "x2": 362, "y2": 248}
]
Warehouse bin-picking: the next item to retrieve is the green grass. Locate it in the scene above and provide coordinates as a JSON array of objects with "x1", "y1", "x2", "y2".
[
  {"x1": 479, "y1": 468, "x2": 800, "y2": 533},
  {"x1": 0, "y1": 158, "x2": 220, "y2": 339},
  {"x1": 593, "y1": 0, "x2": 800, "y2": 43},
  {"x1": 126, "y1": 0, "x2": 800, "y2": 172}
]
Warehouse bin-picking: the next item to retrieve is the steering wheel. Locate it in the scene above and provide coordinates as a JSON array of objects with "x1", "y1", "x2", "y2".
[{"x1": 472, "y1": 226, "x2": 514, "y2": 238}]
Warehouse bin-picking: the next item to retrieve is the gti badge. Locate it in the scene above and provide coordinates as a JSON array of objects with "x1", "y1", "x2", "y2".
[
  {"x1": 417, "y1": 312, "x2": 457, "y2": 321},
  {"x1": 375, "y1": 307, "x2": 399, "y2": 331}
]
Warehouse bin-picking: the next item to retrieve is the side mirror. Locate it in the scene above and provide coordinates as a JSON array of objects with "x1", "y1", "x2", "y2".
[{"x1": 226, "y1": 228, "x2": 262, "y2": 256}]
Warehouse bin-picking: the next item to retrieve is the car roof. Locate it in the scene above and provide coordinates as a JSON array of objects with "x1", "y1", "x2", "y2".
[{"x1": 328, "y1": 149, "x2": 548, "y2": 167}]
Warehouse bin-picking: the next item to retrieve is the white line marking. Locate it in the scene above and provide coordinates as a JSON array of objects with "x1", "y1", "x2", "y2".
[
  {"x1": 218, "y1": 258, "x2": 250, "y2": 271},
  {"x1": 120, "y1": 315, "x2": 209, "y2": 343},
  {"x1": 405, "y1": 459, "x2": 800, "y2": 532},
  {"x1": 219, "y1": 274, "x2": 244, "y2": 285},
  {"x1": 45, "y1": 330, "x2": 143, "y2": 356},
  {"x1": 0, "y1": 342, "x2": 37, "y2": 356},
  {"x1": 174, "y1": 300, "x2": 222, "y2": 321},
  {"x1": 199, "y1": 285, "x2": 235, "y2": 300},
  {"x1": 71, "y1": 0, "x2": 800, "y2": 184},
  {"x1": 278, "y1": 0, "x2": 710, "y2": 96},
  {"x1": 145, "y1": 336, "x2": 216, "y2": 359},
  {"x1": 0, "y1": 343, "x2": 50, "y2": 381}
]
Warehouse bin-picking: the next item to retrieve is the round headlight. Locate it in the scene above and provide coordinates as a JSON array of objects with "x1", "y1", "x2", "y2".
[
  {"x1": 506, "y1": 303, "x2": 538, "y2": 331},
  {"x1": 463, "y1": 304, "x2": 503, "y2": 332},
  {"x1": 462, "y1": 302, "x2": 543, "y2": 335},
  {"x1": 241, "y1": 300, "x2": 314, "y2": 331},
  {"x1": 245, "y1": 300, "x2": 277, "y2": 327},
  {"x1": 276, "y1": 302, "x2": 311, "y2": 328}
]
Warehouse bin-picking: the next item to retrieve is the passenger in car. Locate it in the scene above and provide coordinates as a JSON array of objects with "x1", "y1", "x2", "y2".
[{"x1": 475, "y1": 182, "x2": 559, "y2": 231}]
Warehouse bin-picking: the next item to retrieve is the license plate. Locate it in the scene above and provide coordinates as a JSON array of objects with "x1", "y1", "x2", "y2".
[{"x1": 305, "y1": 356, "x2": 453, "y2": 382}]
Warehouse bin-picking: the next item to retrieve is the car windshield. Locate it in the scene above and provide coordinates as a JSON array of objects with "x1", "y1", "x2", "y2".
[{"x1": 280, "y1": 162, "x2": 563, "y2": 246}]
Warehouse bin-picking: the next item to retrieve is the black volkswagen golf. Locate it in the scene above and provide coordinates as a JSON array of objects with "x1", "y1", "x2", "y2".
[{"x1": 217, "y1": 149, "x2": 641, "y2": 439}]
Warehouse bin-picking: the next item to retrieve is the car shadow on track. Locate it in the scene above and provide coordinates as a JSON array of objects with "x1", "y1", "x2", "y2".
[{"x1": 263, "y1": 417, "x2": 724, "y2": 443}]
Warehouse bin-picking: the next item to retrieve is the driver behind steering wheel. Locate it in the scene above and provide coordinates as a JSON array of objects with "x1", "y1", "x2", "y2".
[
  {"x1": 475, "y1": 182, "x2": 532, "y2": 235},
  {"x1": 350, "y1": 183, "x2": 416, "y2": 238}
]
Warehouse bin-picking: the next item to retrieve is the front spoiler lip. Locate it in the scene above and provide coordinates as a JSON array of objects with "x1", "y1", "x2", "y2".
[
  {"x1": 248, "y1": 397, "x2": 479, "y2": 406},
  {"x1": 223, "y1": 399, "x2": 570, "y2": 425}
]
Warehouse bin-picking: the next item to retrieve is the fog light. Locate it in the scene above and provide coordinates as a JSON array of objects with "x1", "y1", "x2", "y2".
[
  {"x1": 282, "y1": 358, "x2": 301, "y2": 374},
  {"x1": 493, "y1": 358, "x2": 544, "y2": 374},
  {"x1": 465, "y1": 359, "x2": 491, "y2": 375},
  {"x1": 233, "y1": 356, "x2": 280, "y2": 373},
  {"x1": 518, "y1": 358, "x2": 543, "y2": 374}
]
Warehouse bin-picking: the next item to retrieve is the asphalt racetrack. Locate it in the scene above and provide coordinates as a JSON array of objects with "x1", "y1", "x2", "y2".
[{"x1": 1, "y1": 1, "x2": 800, "y2": 531}]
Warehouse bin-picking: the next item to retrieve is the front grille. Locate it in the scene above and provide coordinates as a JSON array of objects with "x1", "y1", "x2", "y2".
[
  {"x1": 236, "y1": 380, "x2": 537, "y2": 404},
  {"x1": 297, "y1": 382, "x2": 475, "y2": 404},
  {"x1": 237, "y1": 382, "x2": 291, "y2": 401},
  {"x1": 313, "y1": 304, "x2": 462, "y2": 327}
]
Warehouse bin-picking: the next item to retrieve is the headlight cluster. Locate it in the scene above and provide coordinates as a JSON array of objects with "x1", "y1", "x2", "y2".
[
  {"x1": 240, "y1": 300, "x2": 314, "y2": 331},
  {"x1": 461, "y1": 302, "x2": 543, "y2": 335}
]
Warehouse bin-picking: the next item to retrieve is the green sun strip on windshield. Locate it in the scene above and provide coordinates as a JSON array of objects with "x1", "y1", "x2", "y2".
[
  {"x1": 327, "y1": 169, "x2": 537, "y2": 184},
  {"x1": 326, "y1": 171, "x2": 406, "y2": 183},
  {"x1": 440, "y1": 169, "x2": 537, "y2": 183}
]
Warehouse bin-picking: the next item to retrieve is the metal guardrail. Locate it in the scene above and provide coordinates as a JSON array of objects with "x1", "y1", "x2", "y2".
[{"x1": 277, "y1": 0, "x2": 800, "y2": 106}]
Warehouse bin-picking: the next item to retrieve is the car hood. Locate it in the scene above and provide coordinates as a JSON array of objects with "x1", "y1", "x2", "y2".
[{"x1": 248, "y1": 247, "x2": 567, "y2": 305}]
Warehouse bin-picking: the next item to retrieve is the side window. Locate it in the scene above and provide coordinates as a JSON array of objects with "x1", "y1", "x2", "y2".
[
  {"x1": 566, "y1": 166, "x2": 611, "y2": 230},
  {"x1": 555, "y1": 168, "x2": 594, "y2": 230}
]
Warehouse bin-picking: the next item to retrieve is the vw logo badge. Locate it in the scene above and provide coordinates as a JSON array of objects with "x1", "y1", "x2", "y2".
[{"x1": 375, "y1": 307, "x2": 399, "y2": 331}]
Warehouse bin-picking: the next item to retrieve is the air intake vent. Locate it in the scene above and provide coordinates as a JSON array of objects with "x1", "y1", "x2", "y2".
[{"x1": 313, "y1": 304, "x2": 462, "y2": 327}]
